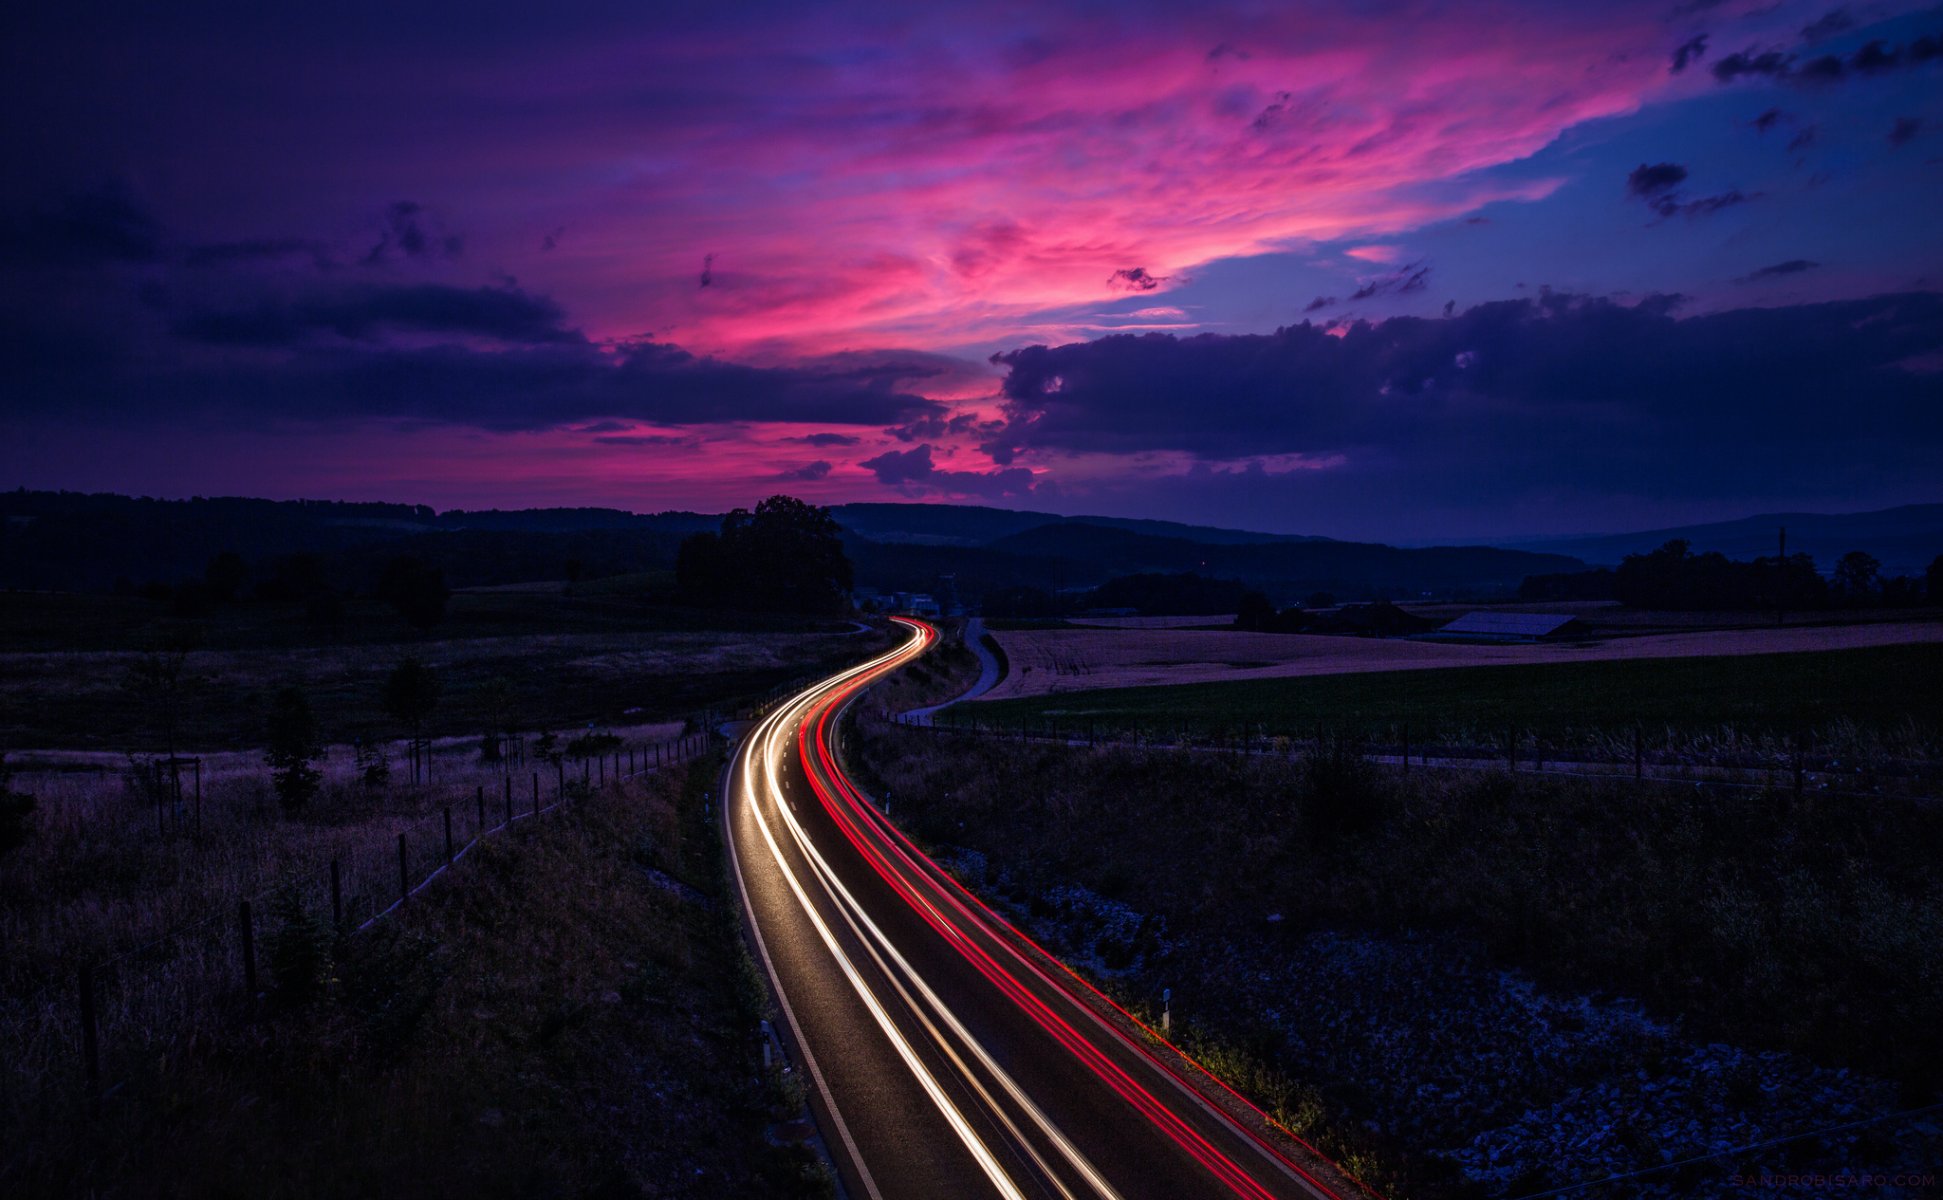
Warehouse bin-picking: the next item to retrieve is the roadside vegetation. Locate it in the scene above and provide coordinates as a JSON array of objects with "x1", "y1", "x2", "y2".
[
  {"x1": 850, "y1": 701, "x2": 1943, "y2": 1197},
  {"x1": 3, "y1": 755, "x2": 826, "y2": 1198}
]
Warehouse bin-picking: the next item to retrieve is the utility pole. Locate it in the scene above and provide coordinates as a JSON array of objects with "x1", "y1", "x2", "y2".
[{"x1": 1161, "y1": 987, "x2": 1172, "y2": 1035}]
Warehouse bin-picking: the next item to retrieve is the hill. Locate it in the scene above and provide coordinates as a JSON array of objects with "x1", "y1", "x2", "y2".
[{"x1": 1506, "y1": 503, "x2": 1943, "y2": 575}]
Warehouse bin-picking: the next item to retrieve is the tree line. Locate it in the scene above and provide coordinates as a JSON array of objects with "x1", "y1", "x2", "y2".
[{"x1": 1521, "y1": 540, "x2": 1943, "y2": 611}]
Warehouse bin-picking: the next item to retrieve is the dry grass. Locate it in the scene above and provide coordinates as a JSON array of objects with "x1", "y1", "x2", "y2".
[
  {"x1": 983, "y1": 618, "x2": 1943, "y2": 699},
  {"x1": 3, "y1": 755, "x2": 827, "y2": 1199}
]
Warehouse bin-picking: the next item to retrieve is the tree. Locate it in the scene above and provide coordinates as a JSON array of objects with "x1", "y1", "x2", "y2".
[
  {"x1": 676, "y1": 494, "x2": 853, "y2": 615},
  {"x1": 476, "y1": 675, "x2": 520, "y2": 765},
  {"x1": 1234, "y1": 590, "x2": 1277, "y2": 631},
  {"x1": 376, "y1": 556, "x2": 451, "y2": 630},
  {"x1": 1832, "y1": 550, "x2": 1882, "y2": 605},
  {"x1": 265, "y1": 687, "x2": 323, "y2": 812},
  {"x1": 0, "y1": 755, "x2": 35, "y2": 858},
  {"x1": 382, "y1": 658, "x2": 442, "y2": 784},
  {"x1": 1929, "y1": 555, "x2": 1943, "y2": 605},
  {"x1": 204, "y1": 551, "x2": 249, "y2": 603}
]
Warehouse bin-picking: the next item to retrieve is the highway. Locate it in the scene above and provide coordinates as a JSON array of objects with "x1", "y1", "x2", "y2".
[{"x1": 725, "y1": 618, "x2": 1367, "y2": 1200}]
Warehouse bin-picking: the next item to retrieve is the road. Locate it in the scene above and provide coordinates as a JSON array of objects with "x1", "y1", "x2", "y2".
[{"x1": 725, "y1": 618, "x2": 1366, "y2": 1200}]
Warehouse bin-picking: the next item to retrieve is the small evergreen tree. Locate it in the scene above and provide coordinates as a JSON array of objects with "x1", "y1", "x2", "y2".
[
  {"x1": 266, "y1": 884, "x2": 332, "y2": 1006},
  {"x1": 0, "y1": 755, "x2": 35, "y2": 858},
  {"x1": 383, "y1": 658, "x2": 441, "y2": 784},
  {"x1": 265, "y1": 686, "x2": 323, "y2": 813}
]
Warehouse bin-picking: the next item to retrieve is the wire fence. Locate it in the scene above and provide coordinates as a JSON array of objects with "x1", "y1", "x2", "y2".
[
  {"x1": 0, "y1": 727, "x2": 720, "y2": 1123},
  {"x1": 896, "y1": 711, "x2": 1943, "y2": 801}
]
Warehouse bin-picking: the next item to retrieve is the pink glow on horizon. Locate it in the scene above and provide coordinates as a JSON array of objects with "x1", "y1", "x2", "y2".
[{"x1": 413, "y1": 2, "x2": 1695, "y2": 357}]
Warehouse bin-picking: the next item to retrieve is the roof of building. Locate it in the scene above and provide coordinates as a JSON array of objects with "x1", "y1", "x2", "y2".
[{"x1": 1438, "y1": 611, "x2": 1584, "y2": 637}]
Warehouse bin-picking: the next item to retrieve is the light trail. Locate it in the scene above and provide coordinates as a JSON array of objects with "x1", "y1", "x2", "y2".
[{"x1": 729, "y1": 618, "x2": 1363, "y2": 1200}]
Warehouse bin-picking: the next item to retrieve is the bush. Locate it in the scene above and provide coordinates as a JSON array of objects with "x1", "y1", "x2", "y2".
[{"x1": 266, "y1": 885, "x2": 333, "y2": 1006}]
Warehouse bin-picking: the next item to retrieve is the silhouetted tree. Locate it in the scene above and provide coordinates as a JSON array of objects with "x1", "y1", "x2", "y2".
[
  {"x1": 0, "y1": 755, "x2": 35, "y2": 858},
  {"x1": 1928, "y1": 555, "x2": 1943, "y2": 604},
  {"x1": 265, "y1": 687, "x2": 323, "y2": 813},
  {"x1": 204, "y1": 551, "x2": 248, "y2": 603},
  {"x1": 676, "y1": 494, "x2": 852, "y2": 614},
  {"x1": 1235, "y1": 590, "x2": 1277, "y2": 631},
  {"x1": 376, "y1": 556, "x2": 450, "y2": 630},
  {"x1": 1832, "y1": 550, "x2": 1882, "y2": 606},
  {"x1": 383, "y1": 657, "x2": 442, "y2": 784}
]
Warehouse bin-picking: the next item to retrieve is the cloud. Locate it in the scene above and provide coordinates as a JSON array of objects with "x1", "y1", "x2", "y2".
[
  {"x1": 1671, "y1": 34, "x2": 1709, "y2": 74},
  {"x1": 1736, "y1": 259, "x2": 1821, "y2": 283},
  {"x1": 979, "y1": 293, "x2": 1943, "y2": 517},
  {"x1": 594, "y1": 433, "x2": 699, "y2": 447},
  {"x1": 181, "y1": 237, "x2": 334, "y2": 269},
  {"x1": 1751, "y1": 108, "x2": 1787, "y2": 133},
  {"x1": 0, "y1": 182, "x2": 162, "y2": 268},
  {"x1": 1107, "y1": 267, "x2": 1169, "y2": 293},
  {"x1": 1303, "y1": 296, "x2": 1337, "y2": 313},
  {"x1": 363, "y1": 201, "x2": 462, "y2": 265},
  {"x1": 794, "y1": 432, "x2": 862, "y2": 447},
  {"x1": 1710, "y1": 30, "x2": 1943, "y2": 85},
  {"x1": 1800, "y1": 10, "x2": 1854, "y2": 42},
  {"x1": 778, "y1": 460, "x2": 833, "y2": 481},
  {"x1": 1889, "y1": 116, "x2": 1925, "y2": 147},
  {"x1": 858, "y1": 443, "x2": 1037, "y2": 498},
  {"x1": 1627, "y1": 162, "x2": 1689, "y2": 197},
  {"x1": 172, "y1": 284, "x2": 583, "y2": 346}
]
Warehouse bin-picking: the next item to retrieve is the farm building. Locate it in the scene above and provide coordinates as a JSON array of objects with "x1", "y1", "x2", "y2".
[{"x1": 1431, "y1": 611, "x2": 1589, "y2": 642}]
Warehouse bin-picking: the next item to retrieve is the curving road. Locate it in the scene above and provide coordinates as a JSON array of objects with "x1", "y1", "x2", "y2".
[{"x1": 726, "y1": 618, "x2": 1368, "y2": 1200}]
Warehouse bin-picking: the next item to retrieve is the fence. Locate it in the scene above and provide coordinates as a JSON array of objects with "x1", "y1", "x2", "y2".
[
  {"x1": 896, "y1": 711, "x2": 1942, "y2": 800},
  {"x1": 1, "y1": 727, "x2": 720, "y2": 1122}
]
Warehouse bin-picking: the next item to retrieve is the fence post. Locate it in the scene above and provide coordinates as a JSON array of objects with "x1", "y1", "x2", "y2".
[
  {"x1": 476, "y1": 785, "x2": 486, "y2": 834},
  {"x1": 1635, "y1": 726, "x2": 1644, "y2": 781},
  {"x1": 239, "y1": 900, "x2": 257, "y2": 996},
  {"x1": 330, "y1": 858, "x2": 342, "y2": 929},
  {"x1": 656, "y1": 743, "x2": 662, "y2": 769},
  {"x1": 598, "y1": 754, "x2": 605, "y2": 785},
  {"x1": 78, "y1": 964, "x2": 100, "y2": 1100},
  {"x1": 397, "y1": 833, "x2": 409, "y2": 906},
  {"x1": 194, "y1": 760, "x2": 203, "y2": 841},
  {"x1": 504, "y1": 775, "x2": 513, "y2": 827},
  {"x1": 443, "y1": 807, "x2": 454, "y2": 865},
  {"x1": 533, "y1": 772, "x2": 541, "y2": 817}
]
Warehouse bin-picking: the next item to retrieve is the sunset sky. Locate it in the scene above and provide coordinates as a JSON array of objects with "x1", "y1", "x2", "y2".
[{"x1": 3, "y1": 0, "x2": 1940, "y2": 539}]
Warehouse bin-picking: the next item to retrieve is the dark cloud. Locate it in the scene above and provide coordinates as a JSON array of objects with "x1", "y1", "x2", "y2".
[
  {"x1": 363, "y1": 201, "x2": 462, "y2": 265},
  {"x1": 0, "y1": 182, "x2": 162, "y2": 268},
  {"x1": 1671, "y1": 34, "x2": 1709, "y2": 74},
  {"x1": 1736, "y1": 259, "x2": 1820, "y2": 283},
  {"x1": 1751, "y1": 108, "x2": 1787, "y2": 133},
  {"x1": 181, "y1": 237, "x2": 333, "y2": 270},
  {"x1": 540, "y1": 226, "x2": 565, "y2": 253},
  {"x1": 1711, "y1": 31, "x2": 1943, "y2": 85},
  {"x1": 778, "y1": 460, "x2": 833, "y2": 481},
  {"x1": 980, "y1": 293, "x2": 1943, "y2": 515},
  {"x1": 1303, "y1": 295, "x2": 1337, "y2": 312},
  {"x1": 1800, "y1": 10, "x2": 1854, "y2": 42},
  {"x1": 795, "y1": 432, "x2": 862, "y2": 447},
  {"x1": 1889, "y1": 116, "x2": 1925, "y2": 147},
  {"x1": 700, "y1": 252, "x2": 715, "y2": 288},
  {"x1": 1627, "y1": 162, "x2": 1689, "y2": 197},
  {"x1": 858, "y1": 443, "x2": 1037, "y2": 498},
  {"x1": 172, "y1": 284, "x2": 582, "y2": 346},
  {"x1": 1788, "y1": 126, "x2": 1819, "y2": 151},
  {"x1": 1107, "y1": 267, "x2": 1168, "y2": 293},
  {"x1": 1663, "y1": 189, "x2": 1751, "y2": 219},
  {"x1": 1627, "y1": 164, "x2": 1750, "y2": 220},
  {"x1": 1712, "y1": 49, "x2": 1791, "y2": 81},
  {"x1": 1345, "y1": 263, "x2": 1430, "y2": 304}
]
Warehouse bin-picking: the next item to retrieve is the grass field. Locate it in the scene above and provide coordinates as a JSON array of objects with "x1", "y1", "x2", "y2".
[
  {"x1": 968, "y1": 643, "x2": 1943, "y2": 743},
  {"x1": 0, "y1": 587, "x2": 893, "y2": 750}
]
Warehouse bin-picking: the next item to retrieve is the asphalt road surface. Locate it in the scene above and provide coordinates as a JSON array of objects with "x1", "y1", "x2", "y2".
[{"x1": 726, "y1": 618, "x2": 1368, "y2": 1200}]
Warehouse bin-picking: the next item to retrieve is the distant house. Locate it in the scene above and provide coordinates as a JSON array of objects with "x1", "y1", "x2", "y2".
[
  {"x1": 1431, "y1": 611, "x2": 1588, "y2": 642},
  {"x1": 891, "y1": 592, "x2": 941, "y2": 617}
]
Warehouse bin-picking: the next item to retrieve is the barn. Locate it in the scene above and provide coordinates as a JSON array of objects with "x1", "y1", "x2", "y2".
[{"x1": 1431, "y1": 611, "x2": 1589, "y2": 642}]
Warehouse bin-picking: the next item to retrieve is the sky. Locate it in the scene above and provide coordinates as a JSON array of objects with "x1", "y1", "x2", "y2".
[{"x1": 2, "y1": 0, "x2": 1940, "y2": 541}]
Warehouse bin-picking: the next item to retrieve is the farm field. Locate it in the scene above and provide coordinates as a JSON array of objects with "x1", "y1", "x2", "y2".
[
  {"x1": 979, "y1": 616, "x2": 1943, "y2": 701},
  {"x1": 968, "y1": 642, "x2": 1943, "y2": 743},
  {"x1": 0, "y1": 587, "x2": 892, "y2": 750}
]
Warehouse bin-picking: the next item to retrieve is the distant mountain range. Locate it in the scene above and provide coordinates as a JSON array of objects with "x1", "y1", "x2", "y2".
[
  {"x1": 1504, "y1": 504, "x2": 1943, "y2": 575},
  {"x1": 6, "y1": 490, "x2": 1933, "y2": 603}
]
